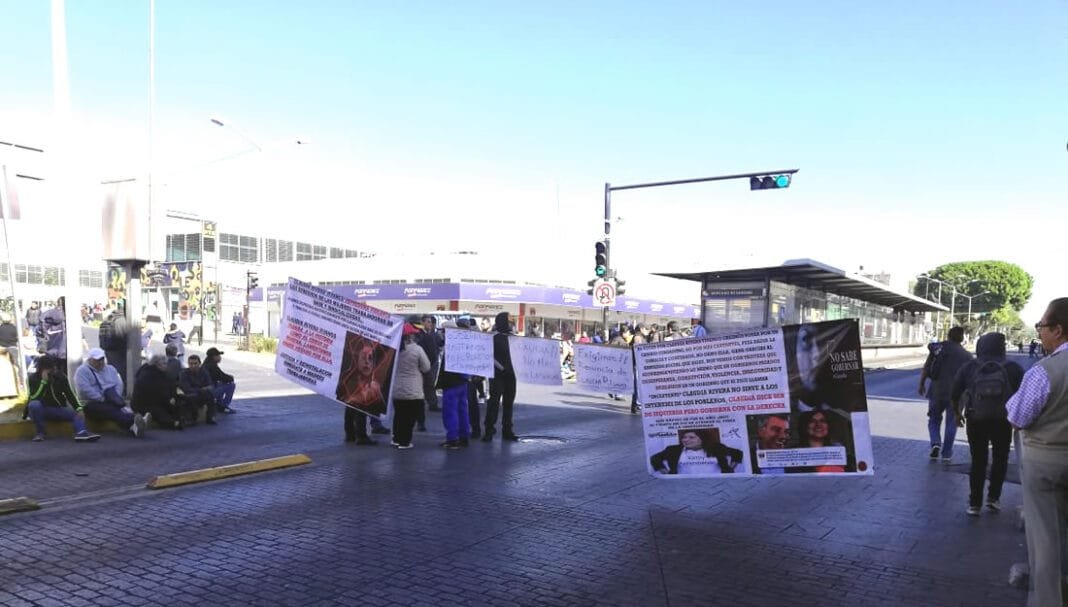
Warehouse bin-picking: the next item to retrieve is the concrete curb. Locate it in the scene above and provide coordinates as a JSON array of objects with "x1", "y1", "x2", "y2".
[
  {"x1": 146, "y1": 454, "x2": 312, "y2": 490},
  {"x1": 0, "y1": 496, "x2": 41, "y2": 515}
]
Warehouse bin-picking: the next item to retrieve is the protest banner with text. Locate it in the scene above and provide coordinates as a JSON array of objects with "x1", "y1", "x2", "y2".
[
  {"x1": 275, "y1": 278, "x2": 403, "y2": 417},
  {"x1": 636, "y1": 319, "x2": 872, "y2": 478},
  {"x1": 509, "y1": 335, "x2": 563, "y2": 386},
  {"x1": 443, "y1": 327, "x2": 495, "y2": 378},
  {"x1": 574, "y1": 343, "x2": 634, "y2": 394}
]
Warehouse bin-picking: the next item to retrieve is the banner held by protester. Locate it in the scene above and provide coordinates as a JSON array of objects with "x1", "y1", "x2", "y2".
[
  {"x1": 574, "y1": 343, "x2": 634, "y2": 394},
  {"x1": 636, "y1": 319, "x2": 873, "y2": 478},
  {"x1": 443, "y1": 327, "x2": 495, "y2": 378},
  {"x1": 509, "y1": 335, "x2": 563, "y2": 386},
  {"x1": 275, "y1": 278, "x2": 403, "y2": 417}
]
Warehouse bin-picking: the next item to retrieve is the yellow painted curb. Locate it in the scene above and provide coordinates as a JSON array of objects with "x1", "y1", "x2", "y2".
[
  {"x1": 146, "y1": 454, "x2": 312, "y2": 489},
  {"x1": 0, "y1": 496, "x2": 41, "y2": 515}
]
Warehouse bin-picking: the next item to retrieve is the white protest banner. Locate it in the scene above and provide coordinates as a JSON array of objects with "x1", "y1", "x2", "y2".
[
  {"x1": 509, "y1": 335, "x2": 563, "y2": 386},
  {"x1": 574, "y1": 343, "x2": 633, "y2": 394},
  {"x1": 443, "y1": 327, "x2": 494, "y2": 378},
  {"x1": 636, "y1": 319, "x2": 872, "y2": 478},
  {"x1": 275, "y1": 278, "x2": 403, "y2": 418}
]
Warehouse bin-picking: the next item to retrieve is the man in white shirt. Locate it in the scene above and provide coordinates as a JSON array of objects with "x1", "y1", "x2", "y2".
[{"x1": 73, "y1": 348, "x2": 147, "y2": 437}]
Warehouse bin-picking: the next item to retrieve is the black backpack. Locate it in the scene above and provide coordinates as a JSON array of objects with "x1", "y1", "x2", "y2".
[
  {"x1": 98, "y1": 320, "x2": 120, "y2": 350},
  {"x1": 927, "y1": 344, "x2": 946, "y2": 380},
  {"x1": 963, "y1": 361, "x2": 1011, "y2": 421}
]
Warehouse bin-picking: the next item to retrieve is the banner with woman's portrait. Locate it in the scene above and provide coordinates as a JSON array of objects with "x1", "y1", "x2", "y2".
[
  {"x1": 275, "y1": 278, "x2": 403, "y2": 417},
  {"x1": 636, "y1": 319, "x2": 873, "y2": 478}
]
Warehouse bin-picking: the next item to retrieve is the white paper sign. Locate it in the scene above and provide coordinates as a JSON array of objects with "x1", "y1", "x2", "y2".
[
  {"x1": 443, "y1": 327, "x2": 494, "y2": 378},
  {"x1": 574, "y1": 344, "x2": 634, "y2": 394},
  {"x1": 509, "y1": 335, "x2": 563, "y2": 386}
]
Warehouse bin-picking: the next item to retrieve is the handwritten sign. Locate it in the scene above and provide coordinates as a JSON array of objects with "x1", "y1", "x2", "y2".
[
  {"x1": 574, "y1": 344, "x2": 633, "y2": 394},
  {"x1": 509, "y1": 335, "x2": 563, "y2": 386},
  {"x1": 443, "y1": 328, "x2": 495, "y2": 378}
]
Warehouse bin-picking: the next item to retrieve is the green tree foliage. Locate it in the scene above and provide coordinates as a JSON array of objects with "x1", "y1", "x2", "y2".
[{"x1": 914, "y1": 260, "x2": 1033, "y2": 312}]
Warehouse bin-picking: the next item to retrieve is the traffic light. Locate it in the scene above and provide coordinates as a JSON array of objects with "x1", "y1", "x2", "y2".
[
  {"x1": 749, "y1": 174, "x2": 792, "y2": 190},
  {"x1": 594, "y1": 241, "x2": 608, "y2": 277},
  {"x1": 615, "y1": 278, "x2": 626, "y2": 296},
  {"x1": 247, "y1": 271, "x2": 259, "y2": 290},
  {"x1": 586, "y1": 278, "x2": 597, "y2": 296}
]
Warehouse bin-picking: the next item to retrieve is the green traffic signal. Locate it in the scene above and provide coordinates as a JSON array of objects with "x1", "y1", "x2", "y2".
[{"x1": 595, "y1": 265, "x2": 607, "y2": 277}]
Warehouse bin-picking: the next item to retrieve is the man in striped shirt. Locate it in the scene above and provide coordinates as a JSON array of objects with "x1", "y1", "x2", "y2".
[{"x1": 1006, "y1": 297, "x2": 1068, "y2": 607}]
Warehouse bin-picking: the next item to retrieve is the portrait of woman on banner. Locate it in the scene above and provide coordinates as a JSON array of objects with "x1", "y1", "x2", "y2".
[
  {"x1": 787, "y1": 410, "x2": 856, "y2": 474},
  {"x1": 649, "y1": 428, "x2": 744, "y2": 476},
  {"x1": 335, "y1": 332, "x2": 395, "y2": 416}
]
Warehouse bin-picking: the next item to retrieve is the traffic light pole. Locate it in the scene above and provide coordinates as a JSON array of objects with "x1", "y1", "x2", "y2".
[{"x1": 602, "y1": 168, "x2": 798, "y2": 339}]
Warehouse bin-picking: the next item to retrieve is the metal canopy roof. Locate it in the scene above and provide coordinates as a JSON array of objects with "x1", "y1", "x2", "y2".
[{"x1": 656, "y1": 258, "x2": 948, "y2": 314}]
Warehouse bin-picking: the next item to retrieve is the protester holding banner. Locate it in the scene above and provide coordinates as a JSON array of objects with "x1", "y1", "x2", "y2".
[
  {"x1": 456, "y1": 317, "x2": 484, "y2": 438},
  {"x1": 436, "y1": 322, "x2": 471, "y2": 449},
  {"x1": 483, "y1": 312, "x2": 519, "y2": 442},
  {"x1": 649, "y1": 428, "x2": 744, "y2": 475},
  {"x1": 391, "y1": 323, "x2": 431, "y2": 449}
]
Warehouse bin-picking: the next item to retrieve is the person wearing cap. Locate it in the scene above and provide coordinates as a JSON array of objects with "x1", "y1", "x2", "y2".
[
  {"x1": 204, "y1": 347, "x2": 237, "y2": 414},
  {"x1": 418, "y1": 315, "x2": 443, "y2": 420},
  {"x1": 73, "y1": 348, "x2": 147, "y2": 437},
  {"x1": 26, "y1": 355, "x2": 100, "y2": 442},
  {"x1": 483, "y1": 311, "x2": 519, "y2": 442}
]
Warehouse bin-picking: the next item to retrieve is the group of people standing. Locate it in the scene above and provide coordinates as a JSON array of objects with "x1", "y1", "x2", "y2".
[
  {"x1": 345, "y1": 311, "x2": 520, "y2": 450},
  {"x1": 920, "y1": 298, "x2": 1068, "y2": 607}
]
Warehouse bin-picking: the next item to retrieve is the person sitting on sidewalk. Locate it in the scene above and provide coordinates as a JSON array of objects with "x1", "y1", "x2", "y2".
[
  {"x1": 73, "y1": 348, "x2": 147, "y2": 437},
  {"x1": 178, "y1": 354, "x2": 217, "y2": 425},
  {"x1": 133, "y1": 354, "x2": 183, "y2": 430},
  {"x1": 25, "y1": 355, "x2": 100, "y2": 442},
  {"x1": 203, "y1": 347, "x2": 237, "y2": 413}
]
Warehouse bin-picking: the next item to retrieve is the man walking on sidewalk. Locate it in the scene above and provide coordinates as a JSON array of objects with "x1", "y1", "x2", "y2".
[
  {"x1": 918, "y1": 326, "x2": 972, "y2": 462},
  {"x1": 1007, "y1": 297, "x2": 1068, "y2": 607}
]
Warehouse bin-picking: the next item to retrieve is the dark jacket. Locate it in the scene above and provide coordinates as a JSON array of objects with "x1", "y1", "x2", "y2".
[
  {"x1": 925, "y1": 340, "x2": 973, "y2": 400},
  {"x1": 435, "y1": 351, "x2": 468, "y2": 389},
  {"x1": 650, "y1": 443, "x2": 744, "y2": 474},
  {"x1": 951, "y1": 332, "x2": 1024, "y2": 408},
  {"x1": 132, "y1": 364, "x2": 176, "y2": 413},
  {"x1": 204, "y1": 358, "x2": 234, "y2": 384},
  {"x1": 27, "y1": 373, "x2": 80, "y2": 409},
  {"x1": 179, "y1": 366, "x2": 213, "y2": 394}
]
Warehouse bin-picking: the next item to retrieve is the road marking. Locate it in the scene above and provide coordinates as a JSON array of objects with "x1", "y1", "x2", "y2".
[
  {"x1": 146, "y1": 454, "x2": 312, "y2": 489},
  {"x1": 0, "y1": 496, "x2": 40, "y2": 515}
]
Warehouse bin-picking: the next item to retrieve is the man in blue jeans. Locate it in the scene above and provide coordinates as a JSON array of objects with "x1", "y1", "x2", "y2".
[
  {"x1": 918, "y1": 327, "x2": 973, "y2": 462},
  {"x1": 26, "y1": 355, "x2": 100, "y2": 442},
  {"x1": 204, "y1": 347, "x2": 237, "y2": 413}
]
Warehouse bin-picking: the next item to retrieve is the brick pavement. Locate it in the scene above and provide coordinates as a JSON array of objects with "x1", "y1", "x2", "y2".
[{"x1": 0, "y1": 378, "x2": 1028, "y2": 606}]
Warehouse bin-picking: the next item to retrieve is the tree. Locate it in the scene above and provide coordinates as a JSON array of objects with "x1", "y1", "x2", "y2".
[{"x1": 913, "y1": 260, "x2": 1033, "y2": 335}]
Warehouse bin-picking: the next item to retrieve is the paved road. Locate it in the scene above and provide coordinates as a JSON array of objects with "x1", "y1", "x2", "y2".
[{"x1": 0, "y1": 352, "x2": 1031, "y2": 606}]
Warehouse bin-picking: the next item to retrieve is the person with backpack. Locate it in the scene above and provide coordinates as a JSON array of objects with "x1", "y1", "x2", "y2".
[
  {"x1": 918, "y1": 327, "x2": 973, "y2": 462},
  {"x1": 950, "y1": 332, "x2": 1024, "y2": 516},
  {"x1": 99, "y1": 308, "x2": 132, "y2": 384}
]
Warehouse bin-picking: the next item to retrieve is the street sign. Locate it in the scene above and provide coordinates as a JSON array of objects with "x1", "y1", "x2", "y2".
[{"x1": 593, "y1": 279, "x2": 617, "y2": 307}]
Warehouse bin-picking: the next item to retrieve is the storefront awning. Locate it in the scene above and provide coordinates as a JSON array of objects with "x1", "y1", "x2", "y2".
[{"x1": 656, "y1": 258, "x2": 948, "y2": 314}]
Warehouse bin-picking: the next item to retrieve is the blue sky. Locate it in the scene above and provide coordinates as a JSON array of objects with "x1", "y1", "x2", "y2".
[{"x1": 2, "y1": 1, "x2": 1066, "y2": 317}]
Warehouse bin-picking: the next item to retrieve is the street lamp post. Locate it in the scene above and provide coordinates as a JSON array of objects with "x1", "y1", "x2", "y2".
[{"x1": 603, "y1": 168, "x2": 799, "y2": 339}]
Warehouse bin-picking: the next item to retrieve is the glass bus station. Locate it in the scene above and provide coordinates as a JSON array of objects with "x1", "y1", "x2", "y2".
[{"x1": 658, "y1": 258, "x2": 948, "y2": 352}]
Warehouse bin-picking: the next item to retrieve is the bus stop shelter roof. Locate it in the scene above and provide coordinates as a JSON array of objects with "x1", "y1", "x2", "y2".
[{"x1": 656, "y1": 258, "x2": 948, "y2": 314}]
